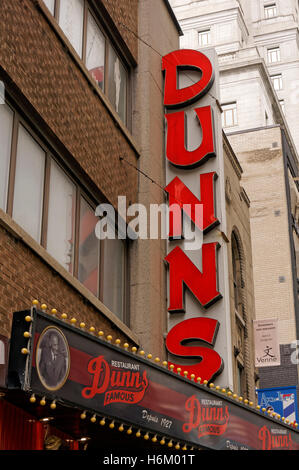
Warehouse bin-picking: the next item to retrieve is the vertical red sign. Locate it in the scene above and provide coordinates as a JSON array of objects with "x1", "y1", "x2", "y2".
[{"x1": 163, "y1": 49, "x2": 223, "y2": 381}]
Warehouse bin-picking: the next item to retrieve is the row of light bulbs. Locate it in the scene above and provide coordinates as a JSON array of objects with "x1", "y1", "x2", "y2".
[
  {"x1": 28, "y1": 394, "x2": 195, "y2": 451},
  {"x1": 22, "y1": 300, "x2": 298, "y2": 431}
]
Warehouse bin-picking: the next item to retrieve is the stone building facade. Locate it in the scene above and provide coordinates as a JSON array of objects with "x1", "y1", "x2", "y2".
[
  {"x1": 170, "y1": 0, "x2": 299, "y2": 397},
  {"x1": 0, "y1": 0, "x2": 257, "y2": 449}
]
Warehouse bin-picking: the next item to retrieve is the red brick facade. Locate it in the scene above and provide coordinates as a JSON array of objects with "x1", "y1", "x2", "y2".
[{"x1": 0, "y1": 0, "x2": 140, "y2": 344}]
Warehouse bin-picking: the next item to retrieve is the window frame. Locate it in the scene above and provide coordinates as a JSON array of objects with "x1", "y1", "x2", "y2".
[
  {"x1": 279, "y1": 98, "x2": 285, "y2": 114},
  {"x1": 267, "y1": 46, "x2": 281, "y2": 64},
  {"x1": 1, "y1": 95, "x2": 129, "y2": 324},
  {"x1": 198, "y1": 28, "x2": 211, "y2": 47},
  {"x1": 271, "y1": 73, "x2": 283, "y2": 91},
  {"x1": 43, "y1": 0, "x2": 130, "y2": 126},
  {"x1": 222, "y1": 101, "x2": 238, "y2": 128},
  {"x1": 264, "y1": 3, "x2": 277, "y2": 19}
]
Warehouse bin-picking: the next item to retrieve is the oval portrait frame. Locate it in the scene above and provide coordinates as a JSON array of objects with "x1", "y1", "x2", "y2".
[{"x1": 36, "y1": 326, "x2": 71, "y2": 392}]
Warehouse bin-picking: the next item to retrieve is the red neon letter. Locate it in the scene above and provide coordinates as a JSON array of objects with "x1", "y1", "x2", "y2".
[
  {"x1": 165, "y1": 107, "x2": 215, "y2": 168},
  {"x1": 165, "y1": 317, "x2": 223, "y2": 382},
  {"x1": 165, "y1": 243, "x2": 221, "y2": 312},
  {"x1": 82, "y1": 356, "x2": 110, "y2": 399},
  {"x1": 165, "y1": 172, "x2": 218, "y2": 237},
  {"x1": 162, "y1": 49, "x2": 214, "y2": 108}
]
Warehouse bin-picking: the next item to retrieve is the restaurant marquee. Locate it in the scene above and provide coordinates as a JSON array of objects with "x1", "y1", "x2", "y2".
[{"x1": 6, "y1": 308, "x2": 299, "y2": 450}]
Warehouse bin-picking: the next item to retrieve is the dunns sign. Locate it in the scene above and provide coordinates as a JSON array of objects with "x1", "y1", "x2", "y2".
[{"x1": 162, "y1": 49, "x2": 233, "y2": 387}]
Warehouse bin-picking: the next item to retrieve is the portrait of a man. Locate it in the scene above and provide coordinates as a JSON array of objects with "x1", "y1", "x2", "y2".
[{"x1": 36, "y1": 327, "x2": 70, "y2": 391}]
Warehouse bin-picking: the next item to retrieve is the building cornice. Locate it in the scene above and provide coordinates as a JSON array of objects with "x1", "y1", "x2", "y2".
[
  {"x1": 220, "y1": 59, "x2": 299, "y2": 166},
  {"x1": 176, "y1": 6, "x2": 249, "y2": 39}
]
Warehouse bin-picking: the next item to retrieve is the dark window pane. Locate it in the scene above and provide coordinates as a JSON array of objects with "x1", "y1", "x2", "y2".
[
  {"x1": 78, "y1": 197, "x2": 100, "y2": 297},
  {"x1": 102, "y1": 238, "x2": 125, "y2": 320},
  {"x1": 47, "y1": 160, "x2": 76, "y2": 273},
  {"x1": 13, "y1": 125, "x2": 45, "y2": 242},
  {"x1": 0, "y1": 103, "x2": 13, "y2": 211},
  {"x1": 108, "y1": 45, "x2": 127, "y2": 123},
  {"x1": 86, "y1": 11, "x2": 106, "y2": 91}
]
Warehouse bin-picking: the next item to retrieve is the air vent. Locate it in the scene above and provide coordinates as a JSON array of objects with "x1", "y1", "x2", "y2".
[
  {"x1": 279, "y1": 276, "x2": 286, "y2": 283},
  {"x1": 272, "y1": 142, "x2": 278, "y2": 148}
]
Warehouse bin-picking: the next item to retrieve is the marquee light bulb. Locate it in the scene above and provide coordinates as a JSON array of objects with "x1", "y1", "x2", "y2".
[{"x1": 29, "y1": 394, "x2": 36, "y2": 403}]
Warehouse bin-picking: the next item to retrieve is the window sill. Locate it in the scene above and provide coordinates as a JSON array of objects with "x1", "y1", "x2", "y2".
[
  {"x1": 33, "y1": 0, "x2": 141, "y2": 159},
  {"x1": 0, "y1": 208, "x2": 139, "y2": 346}
]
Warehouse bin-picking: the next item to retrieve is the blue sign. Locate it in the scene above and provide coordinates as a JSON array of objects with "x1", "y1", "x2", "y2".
[{"x1": 257, "y1": 386, "x2": 298, "y2": 423}]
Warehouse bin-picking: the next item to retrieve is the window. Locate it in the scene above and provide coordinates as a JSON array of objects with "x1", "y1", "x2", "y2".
[
  {"x1": 222, "y1": 102, "x2": 238, "y2": 128},
  {"x1": 198, "y1": 29, "x2": 211, "y2": 47},
  {"x1": 267, "y1": 47, "x2": 280, "y2": 63},
  {"x1": 264, "y1": 3, "x2": 277, "y2": 19},
  {"x1": 86, "y1": 11, "x2": 106, "y2": 91},
  {"x1": 43, "y1": 0, "x2": 55, "y2": 15},
  {"x1": 47, "y1": 159, "x2": 76, "y2": 274},
  {"x1": 102, "y1": 238, "x2": 125, "y2": 320},
  {"x1": 108, "y1": 45, "x2": 128, "y2": 124},
  {"x1": 271, "y1": 73, "x2": 283, "y2": 91},
  {"x1": 12, "y1": 124, "x2": 46, "y2": 242},
  {"x1": 237, "y1": 362, "x2": 245, "y2": 397},
  {"x1": 58, "y1": 0, "x2": 84, "y2": 57},
  {"x1": 42, "y1": 0, "x2": 129, "y2": 125},
  {"x1": 0, "y1": 103, "x2": 13, "y2": 211},
  {"x1": 279, "y1": 99, "x2": 285, "y2": 113},
  {"x1": 0, "y1": 97, "x2": 128, "y2": 322},
  {"x1": 78, "y1": 197, "x2": 100, "y2": 297}
]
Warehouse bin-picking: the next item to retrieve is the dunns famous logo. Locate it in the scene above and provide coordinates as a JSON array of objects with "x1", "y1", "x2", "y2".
[
  {"x1": 82, "y1": 356, "x2": 149, "y2": 406},
  {"x1": 183, "y1": 395, "x2": 229, "y2": 438},
  {"x1": 258, "y1": 426, "x2": 293, "y2": 450}
]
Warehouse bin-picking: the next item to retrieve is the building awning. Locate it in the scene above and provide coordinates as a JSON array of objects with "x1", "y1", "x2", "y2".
[{"x1": 2, "y1": 306, "x2": 299, "y2": 451}]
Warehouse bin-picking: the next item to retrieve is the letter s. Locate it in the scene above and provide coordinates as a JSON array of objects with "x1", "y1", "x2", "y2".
[{"x1": 165, "y1": 317, "x2": 223, "y2": 382}]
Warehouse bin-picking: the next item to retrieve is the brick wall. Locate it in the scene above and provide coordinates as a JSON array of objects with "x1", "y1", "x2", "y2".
[
  {"x1": 0, "y1": 0, "x2": 140, "y2": 344},
  {"x1": 101, "y1": 0, "x2": 138, "y2": 61},
  {"x1": 0, "y1": 0, "x2": 138, "y2": 210},
  {"x1": 258, "y1": 344, "x2": 298, "y2": 388},
  {"x1": 0, "y1": 223, "x2": 135, "y2": 346}
]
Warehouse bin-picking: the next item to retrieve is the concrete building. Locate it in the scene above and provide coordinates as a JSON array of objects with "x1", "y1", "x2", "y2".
[{"x1": 170, "y1": 0, "x2": 299, "y2": 398}]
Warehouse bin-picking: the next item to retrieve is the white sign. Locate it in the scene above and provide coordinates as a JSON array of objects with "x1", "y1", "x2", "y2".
[{"x1": 254, "y1": 319, "x2": 281, "y2": 367}]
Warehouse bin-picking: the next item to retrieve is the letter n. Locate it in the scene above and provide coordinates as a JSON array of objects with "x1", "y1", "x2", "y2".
[
  {"x1": 165, "y1": 244, "x2": 222, "y2": 311},
  {"x1": 165, "y1": 172, "x2": 218, "y2": 237}
]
